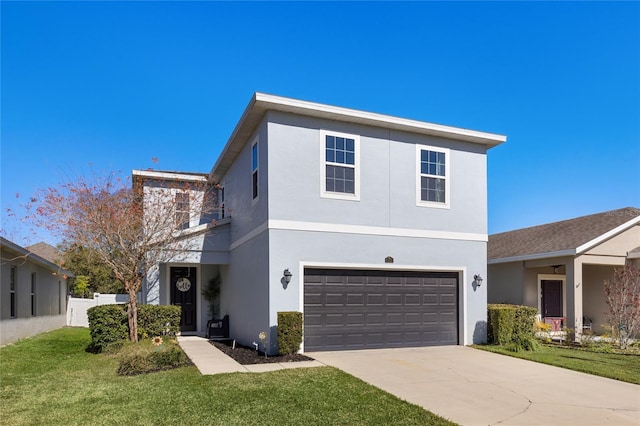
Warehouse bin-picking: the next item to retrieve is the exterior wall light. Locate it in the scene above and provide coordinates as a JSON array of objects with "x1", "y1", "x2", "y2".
[
  {"x1": 474, "y1": 274, "x2": 483, "y2": 287},
  {"x1": 283, "y1": 268, "x2": 292, "y2": 284}
]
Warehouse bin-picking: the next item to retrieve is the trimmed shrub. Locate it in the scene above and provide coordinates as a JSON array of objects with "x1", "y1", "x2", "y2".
[
  {"x1": 87, "y1": 304, "x2": 182, "y2": 352},
  {"x1": 87, "y1": 304, "x2": 128, "y2": 352},
  {"x1": 278, "y1": 311, "x2": 303, "y2": 355},
  {"x1": 488, "y1": 304, "x2": 539, "y2": 351},
  {"x1": 488, "y1": 305, "x2": 515, "y2": 345},
  {"x1": 137, "y1": 305, "x2": 181, "y2": 339},
  {"x1": 116, "y1": 339, "x2": 190, "y2": 376}
]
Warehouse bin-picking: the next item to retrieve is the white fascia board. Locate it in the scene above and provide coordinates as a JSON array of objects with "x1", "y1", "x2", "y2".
[
  {"x1": 254, "y1": 93, "x2": 507, "y2": 146},
  {"x1": 488, "y1": 249, "x2": 576, "y2": 265},
  {"x1": 209, "y1": 92, "x2": 507, "y2": 182},
  {"x1": 575, "y1": 216, "x2": 640, "y2": 254},
  {"x1": 132, "y1": 169, "x2": 208, "y2": 183}
]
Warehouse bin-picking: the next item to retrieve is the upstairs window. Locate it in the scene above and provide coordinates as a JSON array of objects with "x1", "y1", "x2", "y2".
[
  {"x1": 10, "y1": 266, "x2": 16, "y2": 318},
  {"x1": 321, "y1": 130, "x2": 360, "y2": 200},
  {"x1": 417, "y1": 145, "x2": 449, "y2": 208},
  {"x1": 175, "y1": 192, "x2": 190, "y2": 230},
  {"x1": 251, "y1": 139, "x2": 259, "y2": 201}
]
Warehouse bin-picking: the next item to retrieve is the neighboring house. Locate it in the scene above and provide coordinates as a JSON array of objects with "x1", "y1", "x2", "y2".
[
  {"x1": 488, "y1": 207, "x2": 640, "y2": 335},
  {"x1": 136, "y1": 93, "x2": 506, "y2": 353},
  {"x1": 1, "y1": 237, "x2": 73, "y2": 346},
  {"x1": 25, "y1": 241, "x2": 62, "y2": 264}
]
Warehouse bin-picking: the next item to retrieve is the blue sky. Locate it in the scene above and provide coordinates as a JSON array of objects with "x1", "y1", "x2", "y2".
[{"x1": 2, "y1": 1, "x2": 639, "y2": 245}]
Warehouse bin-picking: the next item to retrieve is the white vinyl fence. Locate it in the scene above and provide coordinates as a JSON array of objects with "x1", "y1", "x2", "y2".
[{"x1": 66, "y1": 293, "x2": 130, "y2": 327}]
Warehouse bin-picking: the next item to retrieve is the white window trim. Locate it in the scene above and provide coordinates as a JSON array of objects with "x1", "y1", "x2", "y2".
[
  {"x1": 251, "y1": 137, "x2": 259, "y2": 204},
  {"x1": 320, "y1": 129, "x2": 361, "y2": 201},
  {"x1": 416, "y1": 144, "x2": 450, "y2": 209}
]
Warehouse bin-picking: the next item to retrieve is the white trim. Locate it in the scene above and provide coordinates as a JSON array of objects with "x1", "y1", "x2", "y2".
[
  {"x1": 488, "y1": 250, "x2": 575, "y2": 264},
  {"x1": 297, "y1": 261, "x2": 467, "y2": 352},
  {"x1": 415, "y1": 144, "x2": 450, "y2": 209},
  {"x1": 537, "y1": 274, "x2": 566, "y2": 319},
  {"x1": 230, "y1": 219, "x2": 486, "y2": 252},
  {"x1": 269, "y1": 219, "x2": 486, "y2": 242},
  {"x1": 320, "y1": 130, "x2": 361, "y2": 201},
  {"x1": 576, "y1": 215, "x2": 640, "y2": 254},
  {"x1": 132, "y1": 169, "x2": 208, "y2": 182},
  {"x1": 255, "y1": 93, "x2": 507, "y2": 145},
  {"x1": 251, "y1": 136, "x2": 260, "y2": 205},
  {"x1": 229, "y1": 221, "x2": 269, "y2": 251}
]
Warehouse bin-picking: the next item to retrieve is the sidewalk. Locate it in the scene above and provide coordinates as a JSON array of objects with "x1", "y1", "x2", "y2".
[{"x1": 177, "y1": 336, "x2": 323, "y2": 375}]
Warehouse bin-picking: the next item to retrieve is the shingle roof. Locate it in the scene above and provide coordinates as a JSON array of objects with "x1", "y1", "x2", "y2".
[
  {"x1": 488, "y1": 207, "x2": 640, "y2": 261},
  {"x1": 25, "y1": 241, "x2": 61, "y2": 264}
]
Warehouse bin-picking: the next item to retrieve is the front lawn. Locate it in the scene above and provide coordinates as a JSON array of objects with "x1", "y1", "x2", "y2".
[
  {"x1": 0, "y1": 328, "x2": 454, "y2": 425},
  {"x1": 475, "y1": 344, "x2": 640, "y2": 384}
]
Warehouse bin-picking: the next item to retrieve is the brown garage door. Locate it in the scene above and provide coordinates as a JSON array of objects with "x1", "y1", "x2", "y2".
[{"x1": 304, "y1": 269, "x2": 458, "y2": 351}]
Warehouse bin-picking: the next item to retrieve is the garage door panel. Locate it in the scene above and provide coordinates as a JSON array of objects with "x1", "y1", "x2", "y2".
[{"x1": 304, "y1": 269, "x2": 458, "y2": 351}]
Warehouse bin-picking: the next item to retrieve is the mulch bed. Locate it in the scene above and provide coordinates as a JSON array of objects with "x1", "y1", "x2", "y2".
[{"x1": 210, "y1": 340, "x2": 314, "y2": 365}]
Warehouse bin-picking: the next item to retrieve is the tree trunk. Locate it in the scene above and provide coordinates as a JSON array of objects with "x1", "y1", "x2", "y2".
[{"x1": 127, "y1": 284, "x2": 139, "y2": 342}]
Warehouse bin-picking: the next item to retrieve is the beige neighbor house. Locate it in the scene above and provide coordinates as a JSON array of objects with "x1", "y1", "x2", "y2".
[
  {"x1": 488, "y1": 207, "x2": 640, "y2": 336},
  {"x1": 1, "y1": 237, "x2": 73, "y2": 346}
]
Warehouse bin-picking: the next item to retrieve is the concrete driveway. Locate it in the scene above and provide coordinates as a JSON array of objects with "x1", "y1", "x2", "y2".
[{"x1": 308, "y1": 346, "x2": 640, "y2": 426}]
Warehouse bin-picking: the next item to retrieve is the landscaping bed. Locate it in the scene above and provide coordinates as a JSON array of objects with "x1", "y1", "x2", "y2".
[{"x1": 210, "y1": 340, "x2": 314, "y2": 364}]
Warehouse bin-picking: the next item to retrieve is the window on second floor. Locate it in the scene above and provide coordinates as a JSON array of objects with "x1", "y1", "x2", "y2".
[
  {"x1": 175, "y1": 192, "x2": 190, "y2": 230},
  {"x1": 417, "y1": 145, "x2": 450, "y2": 208},
  {"x1": 321, "y1": 130, "x2": 360, "y2": 200},
  {"x1": 218, "y1": 185, "x2": 225, "y2": 219},
  {"x1": 251, "y1": 139, "x2": 259, "y2": 202}
]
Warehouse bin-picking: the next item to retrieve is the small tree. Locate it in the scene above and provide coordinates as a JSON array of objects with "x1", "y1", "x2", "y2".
[
  {"x1": 603, "y1": 264, "x2": 640, "y2": 350},
  {"x1": 26, "y1": 170, "x2": 217, "y2": 342},
  {"x1": 61, "y1": 243, "x2": 124, "y2": 294}
]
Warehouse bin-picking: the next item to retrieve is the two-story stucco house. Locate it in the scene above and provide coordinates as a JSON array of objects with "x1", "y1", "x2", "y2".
[{"x1": 135, "y1": 93, "x2": 506, "y2": 353}]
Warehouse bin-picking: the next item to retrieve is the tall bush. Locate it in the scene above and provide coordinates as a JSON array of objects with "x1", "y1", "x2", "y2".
[
  {"x1": 277, "y1": 311, "x2": 303, "y2": 355},
  {"x1": 487, "y1": 304, "x2": 538, "y2": 350}
]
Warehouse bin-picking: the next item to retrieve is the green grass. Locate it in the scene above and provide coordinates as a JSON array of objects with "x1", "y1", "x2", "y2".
[
  {"x1": 0, "y1": 328, "x2": 455, "y2": 425},
  {"x1": 475, "y1": 344, "x2": 640, "y2": 384}
]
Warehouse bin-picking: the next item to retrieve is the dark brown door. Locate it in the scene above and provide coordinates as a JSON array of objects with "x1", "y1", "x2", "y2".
[
  {"x1": 304, "y1": 269, "x2": 458, "y2": 351},
  {"x1": 170, "y1": 267, "x2": 197, "y2": 332},
  {"x1": 542, "y1": 280, "x2": 563, "y2": 317}
]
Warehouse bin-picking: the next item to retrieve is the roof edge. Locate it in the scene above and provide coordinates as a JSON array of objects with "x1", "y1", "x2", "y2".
[
  {"x1": 132, "y1": 169, "x2": 209, "y2": 182},
  {"x1": 0, "y1": 237, "x2": 75, "y2": 278},
  {"x1": 488, "y1": 249, "x2": 576, "y2": 264},
  {"x1": 576, "y1": 215, "x2": 640, "y2": 254}
]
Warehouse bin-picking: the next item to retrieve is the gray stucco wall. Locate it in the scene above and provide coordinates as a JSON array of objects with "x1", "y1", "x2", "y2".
[
  {"x1": 1, "y1": 247, "x2": 69, "y2": 345},
  {"x1": 266, "y1": 111, "x2": 488, "y2": 234},
  {"x1": 266, "y1": 228, "x2": 487, "y2": 349}
]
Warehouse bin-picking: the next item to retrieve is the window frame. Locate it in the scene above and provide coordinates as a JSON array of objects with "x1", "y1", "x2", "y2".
[
  {"x1": 416, "y1": 144, "x2": 450, "y2": 209},
  {"x1": 320, "y1": 130, "x2": 361, "y2": 201},
  {"x1": 175, "y1": 191, "x2": 190, "y2": 230},
  {"x1": 10, "y1": 266, "x2": 17, "y2": 318},
  {"x1": 251, "y1": 137, "x2": 259, "y2": 203},
  {"x1": 31, "y1": 273, "x2": 37, "y2": 316}
]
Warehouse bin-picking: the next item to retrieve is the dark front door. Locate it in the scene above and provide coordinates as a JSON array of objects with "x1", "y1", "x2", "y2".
[
  {"x1": 541, "y1": 280, "x2": 563, "y2": 317},
  {"x1": 170, "y1": 267, "x2": 197, "y2": 332}
]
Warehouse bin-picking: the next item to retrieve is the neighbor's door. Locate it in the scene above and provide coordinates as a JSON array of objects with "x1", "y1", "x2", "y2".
[
  {"x1": 170, "y1": 267, "x2": 197, "y2": 332},
  {"x1": 541, "y1": 280, "x2": 563, "y2": 317}
]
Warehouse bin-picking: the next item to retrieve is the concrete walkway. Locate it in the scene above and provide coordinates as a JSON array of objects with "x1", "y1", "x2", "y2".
[
  {"x1": 177, "y1": 336, "x2": 323, "y2": 374},
  {"x1": 309, "y1": 346, "x2": 640, "y2": 426}
]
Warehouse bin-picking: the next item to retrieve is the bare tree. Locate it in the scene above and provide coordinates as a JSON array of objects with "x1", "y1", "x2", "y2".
[
  {"x1": 603, "y1": 264, "x2": 640, "y2": 350},
  {"x1": 27, "y1": 171, "x2": 217, "y2": 341}
]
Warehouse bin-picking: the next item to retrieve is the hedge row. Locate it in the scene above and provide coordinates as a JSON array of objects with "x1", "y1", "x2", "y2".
[
  {"x1": 487, "y1": 304, "x2": 538, "y2": 350},
  {"x1": 87, "y1": 304, "x2": 181, "y2": 352}
]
